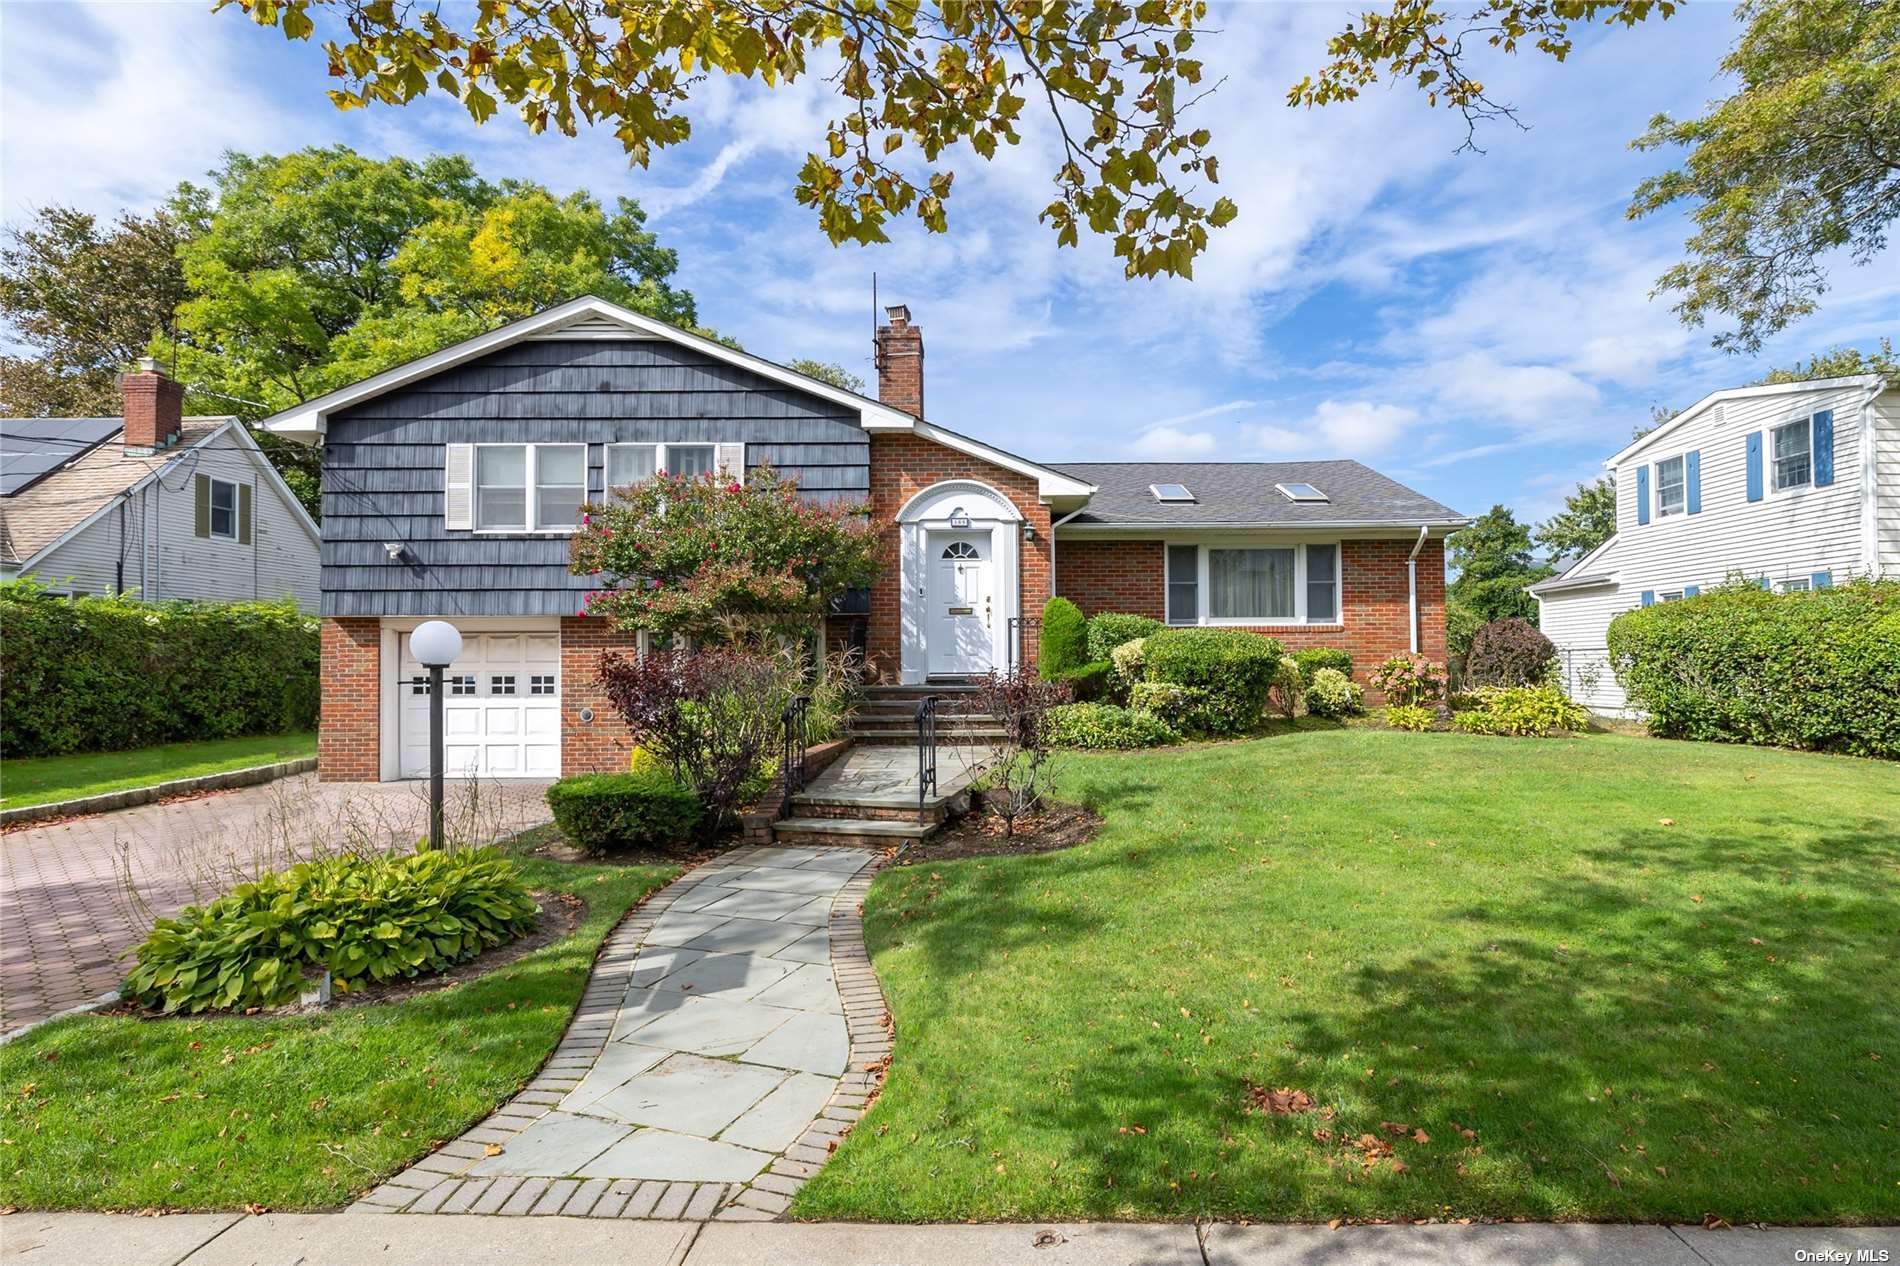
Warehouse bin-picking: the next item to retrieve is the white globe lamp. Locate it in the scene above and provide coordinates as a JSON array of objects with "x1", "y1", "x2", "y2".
[{"x1": 410, "y1": 620, "x2": 462, "y2": 848}]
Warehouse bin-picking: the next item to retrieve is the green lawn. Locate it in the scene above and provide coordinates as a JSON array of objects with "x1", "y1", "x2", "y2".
[
  {"x1": 796, "y1": 730, "x2": 1899, "y2": 1225},
  {"x1": 0, "y1": 835, "x2": 678, "y2": 1211},
  {"x1": 0, "y1": 733, "x2": 318, "y2": 810}
]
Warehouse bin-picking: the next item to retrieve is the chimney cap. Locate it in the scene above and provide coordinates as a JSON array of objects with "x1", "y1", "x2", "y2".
[
  {"x1": 134, "y1": 356, "x2": 163, "y2": 374},
  {"x1": 883, "y1": 304, "x2": 912, "y2": 327}
]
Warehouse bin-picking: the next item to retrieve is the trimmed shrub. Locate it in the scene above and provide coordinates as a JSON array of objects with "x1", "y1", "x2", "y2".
[
  {"x1": 1464, "y1": 617, "x2": 1557, "y2": 687},
  {"x1": 1606, "y1": 578, "x2": 1900, "y2": 758},
  {"x1": 122, "y1": 848, "x2": 539, "y2": 1014},
  {"x1": 1085, "y1": 612, "x2": 1162, "y2": 663},
  {"x1": 1038, "y1": 596, "x2": 1088, "y2": 678},
  {"x1": 1384, "y1": 704, "x2": 1436, "y2": 732},
  {"x1": 547, "y1": 771, "x2": 703, "y2": 854},
  {"x1": 1291, "y1": 647, "x2": 1353, "y2": 685},
  {"x1": 1130, "y1": 680, "x2": 1196, "y2": 717},
  {"x1": 1142, "y1": 629, "x2": 1283, "y2": 735},
  {"x1": 1271, "y1": 655, "x2": 1304, "y2": 719},
  {"x1": 0, "y1": 582, "x2": 319, "y2": 757},
  {"x1": 1110, "y1": 637, "x2": 1148, "y2": 690},
  {"x1": 1047, "y1": 702, "x2": 1179, "y2": 749},
  {"x1": 1370, "y1": 655, "x2": 1447, "y2": 708},
  {"x1": 1449, "y1": 684, "x2": 1589, "y2": 736},
  {"x1": 1306, "y1": 667, "x2": 1364, "y2": 718},
  {"x1": 1050, "y1": 659, "x2": 1113, "y2": 702}
]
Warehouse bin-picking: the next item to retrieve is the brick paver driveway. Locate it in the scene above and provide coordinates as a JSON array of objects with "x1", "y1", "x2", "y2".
[{"x1": 0, "y1": 775, "x2": 554, "y2": 1032}]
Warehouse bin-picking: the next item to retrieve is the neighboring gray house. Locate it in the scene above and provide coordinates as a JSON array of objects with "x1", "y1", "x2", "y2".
[
  {"x1": 0, "y1": 360, "x2": 320, "y2": 609},
  {"x1": 1531, "y1": 373, "x2": 1900, "y2": 713}
]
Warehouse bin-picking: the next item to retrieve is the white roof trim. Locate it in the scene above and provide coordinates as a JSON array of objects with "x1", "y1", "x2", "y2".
[
  {"x1": 259, "y1": 295, "x2": 919, "y2": 442},
  {"x1": 906, "y1": 420, "x2": 1096, "y2": 501},
  {"x1": 1057, "y1": 517, "x2": 1470, "y2": 533},
  {"x1": 1528, "y1": 532, "x2": 1621, "y2": 595},
  {"x1": 1607, "y1": 374, "x2": 1883, "y2": 468}
]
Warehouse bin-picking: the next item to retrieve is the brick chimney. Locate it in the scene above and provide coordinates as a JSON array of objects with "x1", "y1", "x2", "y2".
[
  {"x1": 120, "y1": 357, "x2": 184, "y2": 455},
  {"x1": 874, "y1": 304, "x2": 923, "y2": 418}
]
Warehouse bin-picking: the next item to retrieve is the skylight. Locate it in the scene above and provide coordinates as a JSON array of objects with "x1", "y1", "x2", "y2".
[
  {"x1": 1275, "y1": 482, "x2": 1329, "y2": 503},
  {"x1": 1149, "y1": 483, "x2": 1195, "y2": 502}
]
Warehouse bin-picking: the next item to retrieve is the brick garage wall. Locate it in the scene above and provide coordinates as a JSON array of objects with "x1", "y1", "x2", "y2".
[
  {"x1": 866, "y1": 432, "x2": 1052, "y2": 682},
  {"x1": 1054, "y1": 536, "x2": 1449, "y2": 696},
  {"x1": 560, "y1": 616, "x2": 644, "y2": 775},
  {"x1": 319, "y1": 617, "x2": 381, "y2": 781}
]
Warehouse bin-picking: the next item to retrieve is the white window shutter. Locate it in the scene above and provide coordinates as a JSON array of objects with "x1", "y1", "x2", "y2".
[
  {"x1": 717, "y1": 442, "x2": 746, "y2": 480},
  {"x1": 444, "y1": 443, "x2": 474, "y2": 530}
]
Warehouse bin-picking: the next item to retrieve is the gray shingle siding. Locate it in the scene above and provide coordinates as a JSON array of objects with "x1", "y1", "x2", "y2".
[{"x1": 321, "y1": 339, "x2": 868, "y2": 617}]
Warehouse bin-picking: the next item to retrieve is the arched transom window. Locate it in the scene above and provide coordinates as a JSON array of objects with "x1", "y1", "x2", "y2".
[{"x1": 941, "y1": 541, "x2": 980, "y2": 559}]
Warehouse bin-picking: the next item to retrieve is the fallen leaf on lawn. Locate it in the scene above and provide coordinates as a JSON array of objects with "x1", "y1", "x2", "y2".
[
  {"x1": 1389, "y1": 1158, "x2": 1408, "y2": 1174},
  {"x1": 1380, "y1": 1121, "x2": 1412, "y2": 1138},
  {"x1": 1247, "y1": 1086, "x2": 1314, "y2": 1116},
  {"x1": 1031, "y1": 1230, "x2": 1066, "y2": 1249},
  {"x1": 1691, "y1": 895, "x2": 1702, "y2": 904},
  {"x1": 1327, "y1": 1219, "x2": 1343, "y2": 1230},
  {"x1": 1703, "y1": 1214, "x2": 1730, "y2": 1230},
  {"x1": 1655, "y1": 1166, "x2": 1668, "y2": 1177},
  {"x1": 482, "y1": 1144, "x2": 504, "y2": 1157},
  {"x1": 244, "y1": 1203, "x2": 268, "y2": 1215},
  {"x1": 1412, "y1": 1129, "x2": 1431, "y2": 1144},
  {"x1": 1659, "y1": 818, "x2": 1676, "y2": 826}
]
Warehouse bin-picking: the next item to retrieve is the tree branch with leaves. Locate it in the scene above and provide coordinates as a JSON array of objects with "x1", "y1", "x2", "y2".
[{"x1": 218, "y1": 0, "x2": 1237, "y2": 279}]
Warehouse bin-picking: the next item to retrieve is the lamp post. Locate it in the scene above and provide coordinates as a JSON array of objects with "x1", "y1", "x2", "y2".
[{"x1": 410, "y1": 620, "x2": 463, "y2": 850}]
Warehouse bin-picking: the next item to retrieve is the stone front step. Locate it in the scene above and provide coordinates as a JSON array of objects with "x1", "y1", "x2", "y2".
[
  {"x1": 847, "y1": 726, "x2": 1008, "y2": 744},
  {"x1": 771, "y1": 817, "x2": 938, "y2": 849},
  {"x1": 790, "y1": 787, "x2": 968, "y2": 825}
]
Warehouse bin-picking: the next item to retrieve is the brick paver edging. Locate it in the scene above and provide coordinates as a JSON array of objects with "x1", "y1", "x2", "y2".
[
  {"x1": 0, "y1": 758, "x2": 319, "y2": 830},
  {"x1": 350, "y1": 846, "x2": 894, "y2": 1222},
  {"x1": 712, "y1": 853, "x2": 892, "y2": 1222}
]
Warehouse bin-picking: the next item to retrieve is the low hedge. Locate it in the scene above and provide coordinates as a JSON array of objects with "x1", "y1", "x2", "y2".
[
  {"x1": 1306, "y1": 667, "x2": 1364, "y2": 718},
  {"x1": 1047, "y1": 702, "x2": 1179, "y2": 749},
  {"x1": 1606, "y1": 578, "x2": 1900, "y2": 758},
  {"x1": 1142, "y1": 628, "x2": 1284, "y2": 735},
  {"x1": 122, "y1": 848, "x2": 539, "y2": 1014},
  {"x1": 1449, "y1": 684, "x2": 1589, "y2": 736},
  {"x1": 0, "y1": 582, "x2": 319, "y2": 757},
  {"x1": 546, "y1": 771, "x2": 703, "y2": 855},
  {"x1": 1086, "y1": 612, "x2": 1162, "y2": 663},
  {"x1": 1049, "y1": 659, "x2": 1113, "y2": 702},
  {"x1": 1291, "y1": 647, "x2": 1352, "y2": 685}
]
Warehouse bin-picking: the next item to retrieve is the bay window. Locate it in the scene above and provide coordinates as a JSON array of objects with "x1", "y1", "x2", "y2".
[{"x1": 1165, "y1": 542, "x2": 1343, "y2": 625}]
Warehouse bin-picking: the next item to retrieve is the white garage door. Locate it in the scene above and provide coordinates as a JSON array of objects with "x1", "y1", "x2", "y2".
[{"x1": 398, "y1": 632, "x2": 561, "y2": 778}]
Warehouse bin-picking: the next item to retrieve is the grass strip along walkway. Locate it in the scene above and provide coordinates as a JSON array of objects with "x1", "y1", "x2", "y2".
[
  {"x1": 0, "y1": 733, "x2": 318, "y2": 811},
  {"x1": 797, "y1": 730, "x2": 1898, "y2": 1226},
  {"x1": 0, "y1": 837, "x2": 678, "y2": 1211}
]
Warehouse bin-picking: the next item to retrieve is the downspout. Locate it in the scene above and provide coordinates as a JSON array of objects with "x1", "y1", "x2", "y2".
[
  {"x1": 1407, "y1": 523, "x2": 1429, "y2": 655},
  {"x1": 1047, "y1": 507, "x2": 1087, "y2": 594}
]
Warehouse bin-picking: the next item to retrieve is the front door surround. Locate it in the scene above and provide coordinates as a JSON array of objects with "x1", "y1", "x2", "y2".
[{"x1": 895, "y1": 479, "x2": 1021, "y2": 683}]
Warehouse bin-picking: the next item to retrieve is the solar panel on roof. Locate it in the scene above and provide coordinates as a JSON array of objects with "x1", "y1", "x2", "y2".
[
  {"x1": 1275, "y1": 482, "x2": 1329, "y2": 503},
  {"x1": 1149, "y1": 482, "x2": 1195, "y2": 502},
  {"x1": 0, "y1": 417, "x2": 123, "y2": 496}
]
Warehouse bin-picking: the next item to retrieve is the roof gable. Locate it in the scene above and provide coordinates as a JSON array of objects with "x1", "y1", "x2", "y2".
[{"x1": 1607, "y1": 374, "x2": 1883, "y2": 468}]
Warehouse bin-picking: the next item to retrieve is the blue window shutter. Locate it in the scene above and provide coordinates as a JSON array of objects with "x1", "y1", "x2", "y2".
[
  {"x1": 1640, "y1": 590, "x2": 1655, "y2": 607},
  {"x1": 1686, "y1": 450, "x2": 1701, "y2": 514},
  {"x1": 1746, "y1": 432, "x2": 1763, "y2": 501},
  {"x1": 1811, "y1": 570, "x2": 1833, "y2": 589},
  {"x1": 1812, "y1": 410, "x2": 1834, "y2": 486},
  {"x1": 1758, "y1": 576, "x2": 1772, "y2": 590},
  {"x1": 1636, "y1": 465, "x2": 1650, "y2": 525},
  {"x1": 1684, "y1": 584, "x2": 1700, "y2": 597}
]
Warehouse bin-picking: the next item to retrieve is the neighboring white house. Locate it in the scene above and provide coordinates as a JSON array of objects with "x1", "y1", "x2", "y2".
[
  {"x1": 1530, "y1": 373, "x2": 1899, "y2": 713},
  {"x1": 0, "y1": 361, "x2": 320, "y2": 610}
]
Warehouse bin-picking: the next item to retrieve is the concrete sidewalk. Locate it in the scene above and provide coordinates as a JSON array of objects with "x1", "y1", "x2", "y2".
[{"x1": 3, "y1": 1213, "x2": 1894, "y2": 1266}]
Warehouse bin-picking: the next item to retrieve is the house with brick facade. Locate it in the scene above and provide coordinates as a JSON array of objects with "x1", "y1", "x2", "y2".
[{"x1": 264, "y1": 296, "x2": 1464, "y2": 782}]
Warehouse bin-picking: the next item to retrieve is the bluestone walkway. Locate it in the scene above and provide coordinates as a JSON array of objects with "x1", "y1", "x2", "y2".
[{"x1": 354, "y1": 843, "x2": 890, "y2": 1222}]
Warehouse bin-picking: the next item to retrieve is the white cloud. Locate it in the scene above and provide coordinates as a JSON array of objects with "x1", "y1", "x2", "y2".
[
  {"x1": 1126, "y1": 425, "x2": 1221, "y2": 458},
  {"x1": 1248, "y1": 399, "x2": 1420, "y2": 458}
]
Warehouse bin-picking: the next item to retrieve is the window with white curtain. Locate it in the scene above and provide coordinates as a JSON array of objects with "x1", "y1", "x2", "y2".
[
  {"x1": 534, "y1": 445, "x2": 585, "y2": 529},
  {"x1": 476, "y1": 444, "x2": 585, "y2": 531},
  {"x1": 1209, "y1": 548, "x2": 1295, "y2": 619},
  {"x1": 476, "y1": 446, "x2": 528, "y2": 530},
  {"x1": 1165, "y1": 542, "x2": 1341, "y2": 625},
  {"x1": 605, "y1": 443, "x2": 658, "y2": 494},
  {"x1": 669, "y1": 444, "x2": 716, "y2": 478}
]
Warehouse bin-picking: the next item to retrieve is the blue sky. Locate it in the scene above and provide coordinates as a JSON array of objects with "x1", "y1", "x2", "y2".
[{"x1": 3, "y1": 2, "x2": 1895, "y2": 529}]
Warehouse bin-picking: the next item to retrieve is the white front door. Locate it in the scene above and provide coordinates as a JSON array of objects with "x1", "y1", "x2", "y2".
[
  {"x1": 926, "y1": 532, "x2": 993, "y2": 676},
  {"x1": 397, "y1": 632, "x2": 561, "y2": 778}
]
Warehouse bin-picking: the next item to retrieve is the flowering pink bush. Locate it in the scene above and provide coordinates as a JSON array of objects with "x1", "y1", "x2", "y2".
[{"x1": 569, "y1": 464, "x2": 880, "y2": 644}]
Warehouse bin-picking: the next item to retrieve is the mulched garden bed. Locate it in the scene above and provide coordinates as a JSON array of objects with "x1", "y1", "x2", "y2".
[
  {"x1": 103, "y1": 889, "x2": 588, "y2": 1022},
  {"x1": 899, "y1": 799, "x2": 1102, "y2": 862}
]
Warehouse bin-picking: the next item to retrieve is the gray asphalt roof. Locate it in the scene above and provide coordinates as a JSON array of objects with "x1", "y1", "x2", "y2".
[{"x1": 1049, "y1": 461, "x2": 1466, "y2": 527}]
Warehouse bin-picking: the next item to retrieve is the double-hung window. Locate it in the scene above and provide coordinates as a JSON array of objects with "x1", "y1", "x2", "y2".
[
  {"x1": 207, "y1": 477, "x2": 239, "y2": 540},
  {"x1": 604, "y1": 442, "x2": 720, "y2": 498},
  {"x1": 476, "y1": 444, "x2": 586, "y2": 532},
  {"x1": 1771, "y1": 418, "x2": 1812, "y2": 491},
  {"x1": 1166, "y1": 542, "x2": 1342, "y2": 625},
  {"x1": 1655, "y1": 455, "x2": 1686, "y2": 517}
]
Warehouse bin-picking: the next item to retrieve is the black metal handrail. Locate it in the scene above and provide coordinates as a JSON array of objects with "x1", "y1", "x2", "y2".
[
  {"x1": 781, "y1": 695, "x2": 812, "y2": 796},
  {"x1": 915, "y1": 694, "x2": 939, "y2": 808},
  {"x1": 1006, "y1": 616, "x2": 1042, "y2": 675}
]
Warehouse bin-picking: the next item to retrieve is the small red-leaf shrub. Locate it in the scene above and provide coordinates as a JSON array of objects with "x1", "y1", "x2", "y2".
[
  {"x1": 1464, "y1": 617, "x2": 1557, "y2": 687},
  {"x1": 969, "y1": 669, "x2": 1072, "y2": 837},
  {"x1": 596, "y1": 648, "x2": 795, "y2": 836}
]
